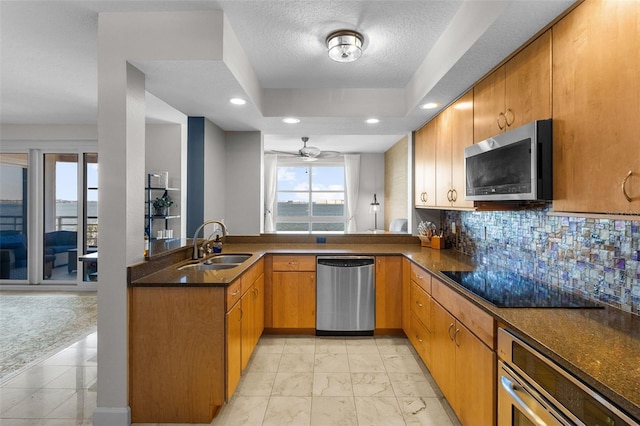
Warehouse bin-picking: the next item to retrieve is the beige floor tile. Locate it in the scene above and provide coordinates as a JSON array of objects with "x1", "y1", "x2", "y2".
[
  {"x1": 313, "y1": 353, "x2": 350, "y2": 373},
  {"x1": 245, "y1": 353, "x2": 282, "y2": 373},
  {"x1": 315, "y1": 338, "x2": 347, "y2": 354},
  {"x1": 45, "y1": 389, "x2": 96, "y2": 420},
  {"x1": 39, "y1": 348, "x2": 97, "y2": 367},
  {"x1": 279, "y1": 353, "x2": 315, "y2": 372},
  {"x1": 351, "y1": 373, "x2": 394, "y2": 397},
  {"x1": 389, "y1": 373, "x2": 437, "y2": 398},
  {"x1": 272, "y1": 372, "x2": 313, "y2": 397},
  {"x1": 310, "y1": 396, "x2": 357, "y2": 426},
  {"x1": 282, "y1": 337, "x2": 316, "y2": 354},
  {"x1": 345, "y1": 338, "x2": 379, "y2": 354},
  {"x1": 3, "y1": 366, "x2": 73, "y2": 389},
  {"x1": 236, "y1": 372, "x2": 276, "y2": 396},
  {"x1": 262, "y1": 396, "x2": 311, "y2": 426},
  {"x1": 42, "y1": 366, "x2": 97, "y2": 390},
  {"x1": 0, "y1": 387, "x2": 38, "y2": 414},
  {"x1": 398, "y1": 397, "x2": 455, "y2": 425},
  {"x1": 382, "y1": 354, "x2": 424, "y2": 373},
  {"x1": 312, "y1": 372, "x2": 353, "y2": 397},
  {"x1": 354, "y1": 396, "x2": 406, "y2": 426},
  {"x1": 2, "y1": 388, "x2": 76, "y2": 419},
  {"x1": 348, "y1": 353, "x2": 385, "y2": 372},
  {"x1": 212, "y1": 396, "x2": 269, "y2": 426}
]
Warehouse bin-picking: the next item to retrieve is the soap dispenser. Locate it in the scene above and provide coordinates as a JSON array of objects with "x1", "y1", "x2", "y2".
[{"x1": 213, "y1": 234, "x2": 223, "y2": 253}]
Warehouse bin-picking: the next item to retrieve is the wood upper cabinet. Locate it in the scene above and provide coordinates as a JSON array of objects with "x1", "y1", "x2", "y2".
[
  {"x1": 474, "y1": 29, "x2": 552, "y2": 143},
  {"x1": 552, "y1": 0, "x2": 640, "y2": 214},
  {"x1": 415, "y1": 91, "x2": 474, "y2": 210},
  {"x1": 271, "y1": 255, "x2": 316, "y2": 329},
  {"x1": 437, "y1": 91, "x2": 474, "y2": 209},
  {"x1": 414, "y1": 120, "x2": 437, "y2": 207},
  {"x1": 375, "y1": 256, "x2": 403, "y2": 331}
]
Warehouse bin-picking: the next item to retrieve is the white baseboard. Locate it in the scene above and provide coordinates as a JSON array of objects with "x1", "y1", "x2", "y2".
[{"x1": 92, "y1": 406, "x2": 131, "y2": 426}]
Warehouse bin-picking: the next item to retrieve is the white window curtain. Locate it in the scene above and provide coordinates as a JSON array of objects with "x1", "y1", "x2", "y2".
[
  {"x1": 264, "y1": 154, "x2": 277, "y2": 232},
  {"x1": 344, "y1": 154, "x2": 360, "y2": 233}
]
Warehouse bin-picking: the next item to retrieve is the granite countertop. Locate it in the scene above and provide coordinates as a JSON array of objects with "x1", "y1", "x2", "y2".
[{"x1": 129, "y1": 242, "x2": 640, "y2": 420}]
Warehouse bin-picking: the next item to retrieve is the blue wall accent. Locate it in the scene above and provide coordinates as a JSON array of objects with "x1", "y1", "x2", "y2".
[{"x1": 187, "y1": 117, "x2": 205, "y2": 237}]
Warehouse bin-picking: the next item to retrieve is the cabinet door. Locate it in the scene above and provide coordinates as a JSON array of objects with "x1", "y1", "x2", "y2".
[
  {"x1": 435, "y1": 108, "x2": 453, "y2": 207},
  {"x1": 402, "y1": 258, "x2": 411, "y2": 334},
  {"x1": 504, "y1": 30, "x2": 552, "y2": 130},
  {"x1": 430, "y1": 300, "x2": 456, "y2": 404},
  {"x1": 226, "y1": 300, "x2": 242, "y2": 399},
  {"x1": 454, "y1": 322, "x2": 495, "y2": 426},
  {"x1": 553, "y1": 0, "x2": 640, "y2": 214},
  {"x1": 449, "y1": 91, "x2": 474, "y2": 209},
  {"x1": 253, "y1": 273, "x2": 265, "y2": 344},
  {"x1": 240, "y1": 291, "x2": 253, "y2": 371},
  {"x1": 272, "y1": 271, "x2": 316, "y2": 328},
  {"x1": 473, "y1": 67, "x2": 506, "y2": 143},
  {"x1": 375, "y1": 256, "x2": 403, "y2": 330},
  {"x1": 414, "y1": 121, "x2": 437, "y2": 207}
]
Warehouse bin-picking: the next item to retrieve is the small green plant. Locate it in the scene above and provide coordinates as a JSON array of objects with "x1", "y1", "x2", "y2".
[{"x1": 152, "y1": 194, "x2": 174, "y2": 210}]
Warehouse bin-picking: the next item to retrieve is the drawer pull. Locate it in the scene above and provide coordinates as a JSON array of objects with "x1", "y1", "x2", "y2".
[
  {"x1": 415, "y1": 301, "x2": 423, "y2": 308},
  {"x1": 231, "y1": 289, "x2": 240, "y2": 296},
  {"x1": 416, "y1": 335, "x2": 423, "y2": 343}
]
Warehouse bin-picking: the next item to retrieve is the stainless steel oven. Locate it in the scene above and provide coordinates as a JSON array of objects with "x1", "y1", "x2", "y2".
[{"x1": 497, "y1": 328, "x2": 639, "y2": 426}]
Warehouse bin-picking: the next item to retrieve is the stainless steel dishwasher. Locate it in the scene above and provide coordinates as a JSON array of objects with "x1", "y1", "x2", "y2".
[{"x1": 316, "y1": 256, "x2": 375, "y2": 336}]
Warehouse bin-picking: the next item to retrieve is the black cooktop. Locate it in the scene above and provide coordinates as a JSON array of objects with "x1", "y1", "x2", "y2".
[{"x1": 439, "y1": 270, "x2": 603, "y2": 309}]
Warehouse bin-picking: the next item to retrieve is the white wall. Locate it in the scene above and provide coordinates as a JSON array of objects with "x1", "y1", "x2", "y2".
[
  {"x1": 225, "y1": 132, "x2": 262, "y2": 235},
  {"x1": 355, "y1": 153, "x2": 385, "y2": 232},
  {"x1": 203, "y1": 119, "x2": 226, "y2": 223},
  {"x1": 145, "y1": 123, "x2": 186, "y2": 239}
]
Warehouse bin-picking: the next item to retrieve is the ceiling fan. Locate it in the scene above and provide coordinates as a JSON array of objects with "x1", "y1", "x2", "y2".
[{"x1": 271, "y1": 137, "x2": 340, "y2": 162}]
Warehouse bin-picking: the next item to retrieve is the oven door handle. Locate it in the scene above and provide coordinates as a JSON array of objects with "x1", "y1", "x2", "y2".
[{"x1": 501, "y1": 375, "x2": 549, "y2": 426}]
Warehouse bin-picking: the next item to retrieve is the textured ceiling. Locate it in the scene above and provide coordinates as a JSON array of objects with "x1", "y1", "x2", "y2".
[{"x1": 0, "y1": 1, "x2": 576, "y2": 153}]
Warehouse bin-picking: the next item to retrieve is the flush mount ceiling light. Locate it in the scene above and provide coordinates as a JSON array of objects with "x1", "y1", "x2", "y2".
[
  {"x1": 282, "y1": 117, "x2": 300, "y2": 124},
  {"x1": 366, "y1": 118, "x2": 380, "y2": 124},
  {"x1": 326, "y1": 30, "x2": 364, "y2": 63},
  {"x1": 229, "y1": 98, "x2": 246, "y2": 105}
]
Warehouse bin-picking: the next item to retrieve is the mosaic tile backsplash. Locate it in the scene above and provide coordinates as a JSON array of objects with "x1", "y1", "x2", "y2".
[{"x1": 444, "y1": 207, "x2": 640, "y2": 315}]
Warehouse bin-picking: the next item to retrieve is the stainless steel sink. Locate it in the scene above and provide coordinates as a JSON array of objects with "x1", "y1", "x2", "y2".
[
  {"x1": 176, "y1": 254, "x2": 252, "y2": 271},
  {"x1": 202, "y1": 254, "x2": 252, "y2": 264},
  {"x1": 177, "y1": 263, "x2": 239, "y2": 271}
]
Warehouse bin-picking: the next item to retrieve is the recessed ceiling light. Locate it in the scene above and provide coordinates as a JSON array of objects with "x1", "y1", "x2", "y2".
[
  {"x1": 229, "y1": 98, "x2": 246, "y2": 105},
  {"x1": 282, "y1": 117, "x2": 300, "y2": 124},
  {"x1": 420, "y1": 102, "x2": 440, "y2": 110},
  {"x1": 366, "y1": 118, "x2": 379, "y2": 124}
]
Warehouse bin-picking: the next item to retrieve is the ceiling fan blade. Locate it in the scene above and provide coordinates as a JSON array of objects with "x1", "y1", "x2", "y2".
[
  {"x1": 318, "y1": 151, "x2": 341, "y2": 158},
  {"x1": 269, "y1": 150, "x2": 298, "y2": 156}
]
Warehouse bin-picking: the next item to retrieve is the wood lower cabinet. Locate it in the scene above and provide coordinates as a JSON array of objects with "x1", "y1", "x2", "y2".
[
  {"x1": 552, "y1": 0, "x2": 640, "y2": 214},
  {"x1": 129, "y1": 259, "x2": 264, "y2": 424},
  {"x1": 375, "y1": 256, "x2": 403, "y2": 332},
  {"x1": 270, "y1": 255, "x2": 316, "y2": 330},
  {"x1": 129, "y1": 286, "x2": 226, "y2": 424},
  {"x1": 430, "y1": 278, "x2": 496, "y2": 426}
]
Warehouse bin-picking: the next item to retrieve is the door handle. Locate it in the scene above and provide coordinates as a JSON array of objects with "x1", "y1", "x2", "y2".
[{"x1": 500, "y1": 375, "x2": 548, "y2": 426}]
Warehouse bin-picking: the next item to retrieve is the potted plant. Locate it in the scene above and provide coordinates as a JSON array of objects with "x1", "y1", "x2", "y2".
[{"x1": 152, "y1": 194, "x2": 174, "y2": 216}]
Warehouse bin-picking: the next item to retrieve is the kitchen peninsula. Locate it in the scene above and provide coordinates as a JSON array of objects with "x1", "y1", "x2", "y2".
[{"x1": 128, "y1": 235, "x2": 640, "y2": 424}]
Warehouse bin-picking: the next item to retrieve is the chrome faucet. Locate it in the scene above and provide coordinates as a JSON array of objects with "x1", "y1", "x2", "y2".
[{"x1": 192, "y1": 220, "x2": 228, "y2": 260}]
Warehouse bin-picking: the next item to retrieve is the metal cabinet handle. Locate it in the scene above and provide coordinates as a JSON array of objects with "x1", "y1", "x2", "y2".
[
  {"x1": 239, "y1": 307, "x2": 243, "y2": 322},
  {"x1": 448, "y1": 323, "x2": 455, "y2": 341},
  {"x1": 416, "y1": 300, "x2": 423, "y2": 308},
  {"x1": 622, "y1": 171, "x2": 633, "y2": 202},
  {"x1": 416, "y1": 335, "x2": 423, "y2": 343},
  {"x1": 505, "y1": 108, "x2": 515, "y2": 127},
  {"x1": 497, "y1": 112, "x2": 507, "y2": 130},
  {"x1": 454, "y1": 328, "x2": 460, "y2": 347},
  {"x1": 451, "y1": 189, "x2": 457, "y2": 202},
  {"x1": 446, "y1": 189, "x2": 453, "y2": 202},
  {"x1": 231, "y1": 289, "x2": 240, "y2": 296}
]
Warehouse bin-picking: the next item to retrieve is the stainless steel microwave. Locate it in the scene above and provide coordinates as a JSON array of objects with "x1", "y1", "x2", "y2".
[{"x1": 464, "y1": 119, "x2": 552, "y2": 201}]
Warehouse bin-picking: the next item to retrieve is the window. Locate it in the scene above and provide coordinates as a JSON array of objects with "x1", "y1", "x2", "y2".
[{"x1": 275, "y1": 163, "x2": 346, "y2": 232}]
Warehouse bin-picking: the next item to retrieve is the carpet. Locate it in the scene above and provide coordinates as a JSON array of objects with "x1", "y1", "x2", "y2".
[{"x1": 0, "y1": 293, "x2": 97, "y2": 381}]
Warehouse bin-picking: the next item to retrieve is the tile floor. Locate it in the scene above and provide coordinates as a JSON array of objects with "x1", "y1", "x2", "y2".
[{"x1": 0, "y1": 333, "x2": 460, "y2": 426}]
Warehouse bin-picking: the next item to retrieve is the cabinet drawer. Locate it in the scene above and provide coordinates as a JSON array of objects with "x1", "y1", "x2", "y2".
[
  {"x1": 241, "y1": 259, "x2": 264, "y2": 294},
  {"x1": 408, "y1": 311, "x2": 431, "y2": 367},
  {"x1": 226, "y1": 280, "x2": 242, "y2": 311},
  {"x1": 410, "y1": 280, "x2": 431, "y2": 331},
  {"x1": 272, "y1": 255, "x2": 316, "y2": 271},
  {"x1": 432, "y1": 277, "x2": 494, "y2": 348},
  {"x1": 410, "y1": 262, "x2": 431, "y2": 294}
]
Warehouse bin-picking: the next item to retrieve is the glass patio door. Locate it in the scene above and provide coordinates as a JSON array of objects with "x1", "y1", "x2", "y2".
[
  {"x1": 43, "y1": 154, "x2": 79, "y2": 281},
  {"x1": 0, "y1": 154, "x2": 29, "y2": 280}
]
